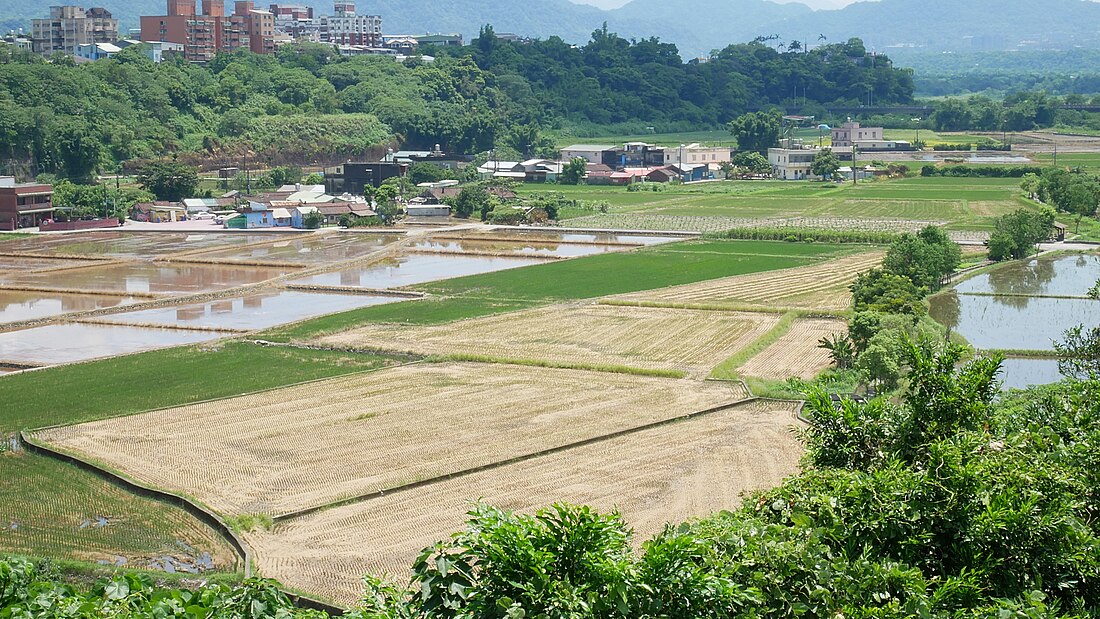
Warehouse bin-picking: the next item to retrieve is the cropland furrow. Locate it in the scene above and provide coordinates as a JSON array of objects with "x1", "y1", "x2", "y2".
[
  {"x1": 34, "y1": 364, "x2": 747, "y2": 516},
  {"x1": 318, "y1": 305, "x2": 781, "y2": 378},
  {"x1": 247, "y1": 399, "x2": 804, "y2": 605}
]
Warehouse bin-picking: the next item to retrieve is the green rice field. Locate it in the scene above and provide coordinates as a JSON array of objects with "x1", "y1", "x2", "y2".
[
  {"x1": 521, "y1": 176, "x2": 1032, "y2": 234},
  {"x1": 0, "y1": 343, "x2": 400, "y2": 571}
]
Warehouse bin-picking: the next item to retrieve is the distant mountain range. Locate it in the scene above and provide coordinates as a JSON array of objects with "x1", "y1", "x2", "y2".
[{"x1": 5, "y1": 0, "x2": 1100, "y2": 58}]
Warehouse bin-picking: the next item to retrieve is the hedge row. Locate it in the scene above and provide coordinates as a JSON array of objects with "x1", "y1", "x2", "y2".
[
  {"x1": 711, "y1": 227, "x2": 898, "y2": 244},
  {"x1": 920, "y1": 165, "x2": 1046, "y2": 178}
]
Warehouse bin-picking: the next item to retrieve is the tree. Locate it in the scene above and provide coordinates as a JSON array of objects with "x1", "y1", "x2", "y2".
[
  {"x1": 408, "y1": 162, "x2": 448, "y2": 186},
  {"x1": 52, "y1": 180, "x2": 108, "y2": 219},
  {"x1": 137, "y1": 160, "x2": 199, "y2": 202},
  {"x1": 810, "y1": 148, "x2": 840, "y2": 180},
  {"x1": 301, "y1": 210, "x2": 323, "y2": 229},
  {"x1": 453, "y1": 185, "x2": 489, "y2": 218},
  {"x1": 850, "y1": 269, "x2": 926, "y2": 316},
  {"x1": 730, "y1": 151, "x2": 771, "y2": 175},
  {"x1": 303, "y1": 172, "x2": 324, "y2": 185},
  {"x1": 1054, "y1": 324, "x2": 1100, "y2": 380},
  {"x1": 882, "y1": 225, "x2": 961, "y2": 291},
  {"x1": 559, "y1": 157, "x2": 587, "y2": 185},
  {"x1": 727, "y1": 110, "x2": 781, "y2": 154},
  {"x1": 1020, "y1": 172, "x2": 1041, "y2": 200},
  {"x1": 987, "y1": 208, "x2": 1056, "y2": 261}
]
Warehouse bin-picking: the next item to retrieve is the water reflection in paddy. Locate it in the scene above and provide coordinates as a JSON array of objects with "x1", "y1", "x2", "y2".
[
  {"x1": 290, "y1": 253, "x2": 546, "y2": 290},
  {"x1": 0, "y1": 262, "x2": 292, "y2": 295},
  {"x1": 0, "y1": 290, "x2": 138, "y2": 324},
  {"x1": 195, "y1": 233, "x2": 402, "y2": 264},
  {"x1": 0, "y1": 323, "x2": 219, "y2": 366},
  {"x1": 99, "y1": 291, "x2": 401, "y2": 330},
  {"x1": 929, "y1": 292, "x2": 1099, "y2": 351},
  {"x1": 998, "y1": 357, "x2": 1063, "y2": 391},
  {"x1": 956, "y1": 254, "x2": 1100, "y2": 297}
]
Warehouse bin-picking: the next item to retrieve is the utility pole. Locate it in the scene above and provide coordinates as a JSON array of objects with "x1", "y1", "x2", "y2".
[{"x1": 852, "y1": 145, "x2": 858, "y2": 185}]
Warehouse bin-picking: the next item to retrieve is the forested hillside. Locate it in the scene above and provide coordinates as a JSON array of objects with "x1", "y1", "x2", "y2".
[{"x1": 0, "y1": 32, "x2": 912, "y2": 179}]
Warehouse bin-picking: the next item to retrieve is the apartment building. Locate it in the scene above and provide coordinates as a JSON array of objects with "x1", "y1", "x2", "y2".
[
  {"x1": 31, "y1": 6, "x2": 118, "y2": 56},
  {"x1": 140, "y1": 0, "x2": 274, "y2": 63},
  {"x1": 269, "y1": 3, "x2": 320, "y2": 41},
  {"x1": 320, "y1": 2, "x2": 381, "y2": 47}
]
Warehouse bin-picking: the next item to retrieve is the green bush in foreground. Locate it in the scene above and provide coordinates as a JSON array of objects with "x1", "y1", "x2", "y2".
[{"x1": 4, "y1": 343, "x2": 1098, "y2": 619}]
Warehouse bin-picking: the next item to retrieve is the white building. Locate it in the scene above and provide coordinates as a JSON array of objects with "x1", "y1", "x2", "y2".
[
  {"x1": 660, "y1": 143, "x2": 732, "y2": 166},
  {"x1": 768, "y1": 140, "x2": 854, "y2": 181},
  {"x1": 560, "y1": 144, "x2": 614, "y2": 164},
  {"x1": 832, "y1": 121, "x2": 891, "y2": 148},
  {"x1": 320, "y1": 1, "x2": 381, "y2": 47},
  {"x1": 74, "y1": 41, "x2": 119, "y2": 61}
]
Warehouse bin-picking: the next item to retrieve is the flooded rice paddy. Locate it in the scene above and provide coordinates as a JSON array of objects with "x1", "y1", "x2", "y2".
[
  {"x1": 0, "y1": 229, "x2": 679, "y2": 370},
  {"x1": 930, "y1": 253, "x2": 1100, "y2": 388},
  {"x1": 0, "y1": 263, "x2": 292, "y2": 296},
  {"x1": 0, "y1": 231, "x2": 279, "y2": 259},
  {"x1": 289, "y1": 253, "x2": 547, "y2": 290},
  {"x1": 998, "y1": 357, "x2": 1063, "y2": 391},
  {"x1": 194, "y1": 233, "x2": 403, "y2": 264},
  {"x1": 97, "y1": 291, "x2": 401, "y2": 331},
  {"x1": 0, "y1": 290, "x2": 139, "y2": 324},
  {"x1": 0, "y1": 323, "x2": 220, "y2": 366}
]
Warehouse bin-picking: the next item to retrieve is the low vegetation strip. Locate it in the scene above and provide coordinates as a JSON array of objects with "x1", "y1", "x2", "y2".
[
  {"x1": 261, "y1": 240, "x2": 839, "y2": 342},
  {"x1": 613, "y1": 251, "x2": 884, "y2": 312},
  {"x1": 34, "y1": 363, "x2": 747, "y2": 517},
  {"x1": 318, "y1": 305, "x2": 783, "y2": 378},
  {"x1": 736, "y1": 318, "x2": 849, "y2": 381},
  {"x1": 246, "y1": 399, "x2": 804, "y2": 605}
]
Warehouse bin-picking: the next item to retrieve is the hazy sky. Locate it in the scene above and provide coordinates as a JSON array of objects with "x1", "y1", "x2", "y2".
[{"x1": 571, "y1": 0, "x2": 858, "y2": 9}]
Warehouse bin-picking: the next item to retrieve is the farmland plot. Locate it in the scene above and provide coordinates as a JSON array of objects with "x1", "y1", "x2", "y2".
[
  {"x1": 319, "y1": 305, "x2": 781, "y2": 377},
  {"x1": 247, "y1": 399, "x2": 805, "y2": 605},
  {"x1": 736, "y1": 318, "x2": 848, "y2": 380},
  {"x1": 34, "y1": 364, "x2": 747, "y2": 516},
  {"x1": 613, "y1": 251, "x2": 883, "y2": 312}
]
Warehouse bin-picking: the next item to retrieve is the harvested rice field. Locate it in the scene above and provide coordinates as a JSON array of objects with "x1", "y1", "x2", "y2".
[
  {"x1": 319, "y1": 304, "x2": 781, "y2": 377},
  {"x1": 612, "y1": 251, "x2": 884, "y2": 311},
  {"x1": 737, "y1": 318, "x2": 849, "y2": 380},
  {"x1": 247, "y1": 399, "x2": 804, "y2": 605},
  {"x1": 34, "y1": 363, "x2": 748, "y2": 516}
]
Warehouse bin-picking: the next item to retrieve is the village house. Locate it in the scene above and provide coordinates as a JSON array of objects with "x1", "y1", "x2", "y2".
[{"x1": 0, "y1": 176, "x2": 54, "y2": 230}]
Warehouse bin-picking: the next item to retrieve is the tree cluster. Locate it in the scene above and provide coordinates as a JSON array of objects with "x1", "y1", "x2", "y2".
[{"x1": 988, "y1": 208, "x2": 1057, "y2": 261}]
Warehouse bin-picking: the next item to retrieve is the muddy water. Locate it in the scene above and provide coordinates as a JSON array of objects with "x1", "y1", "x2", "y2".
[
  {"x1": 929, "y1": 292, "x2": 1098, "y2": 351},
  {"x1": 999, "y1": 358, "x2": 1063, "y2": 391},
  {"x1": 0, "y1": 232, "x2": 278, "y2": 259},
  {"x1": 955, "y1": 254, "x2": 1100, "y2": 297},
  {"x1": 194, "y1": 233, "x2": 403, "y2": 264},
  {"x1": 0, "y1": 323, "x2": 219, "y2": 366},
  {"x1": 98, "y1": 291, "x2": 402, "y2": 330},
  {"x1": 0, "y1": 290, "x2": 138, "y2": 324},
  {"x1": 413, "y1": 239, "x2": 621, "y2": 258},
  {"x1": 0, "y1": 257, "x2": 100, "y2": 272},
  {"x1": 290, "y1": 253, "x2": 546, "y2": 290},
  {"x1": 0, "y1": 263, "x2": 292, "y2": 295}
]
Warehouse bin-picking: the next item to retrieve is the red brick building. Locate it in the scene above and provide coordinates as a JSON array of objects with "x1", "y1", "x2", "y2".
[
  {"x1": 0, "y1": 177, "x2": 55, "y2": 230},
  {"x1": 140, "y1": 0, "x2": 274, "y2": 63}
]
